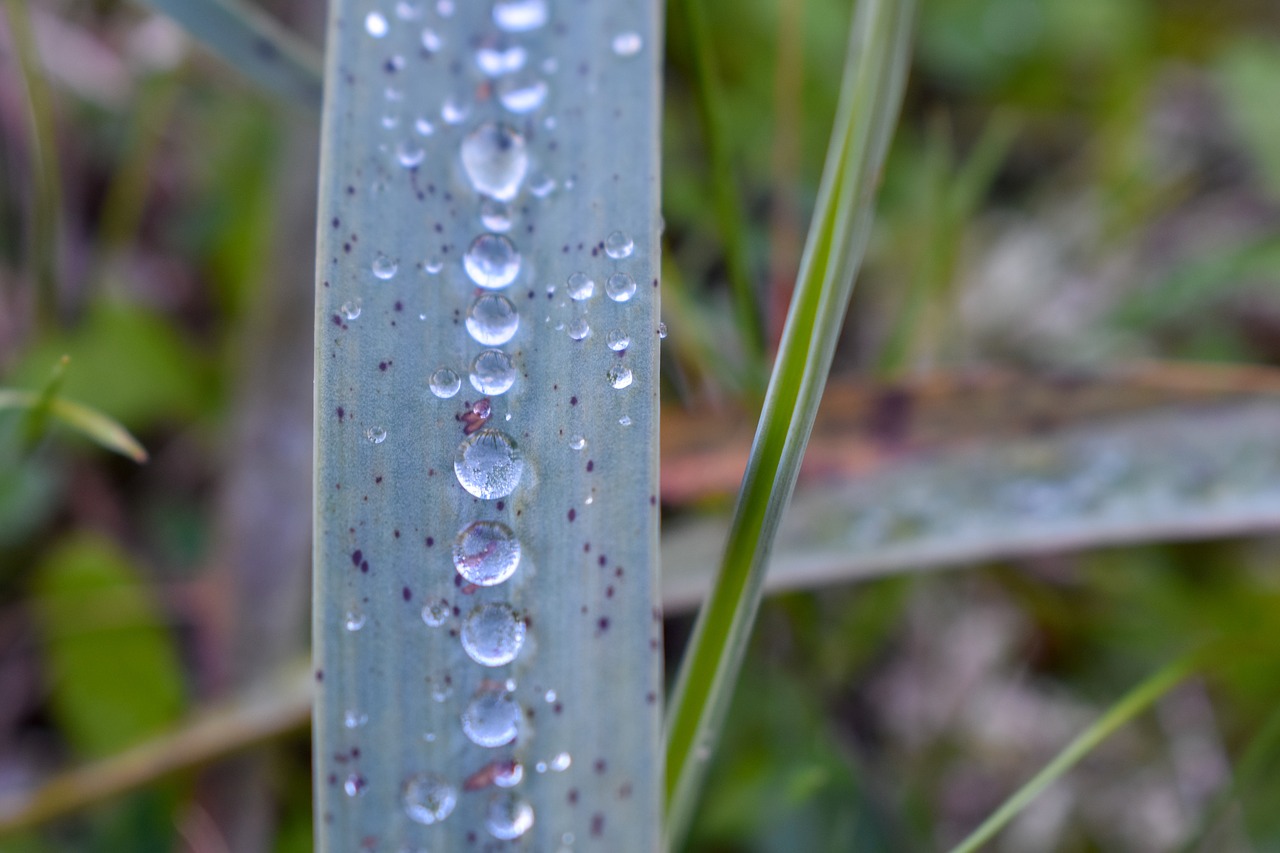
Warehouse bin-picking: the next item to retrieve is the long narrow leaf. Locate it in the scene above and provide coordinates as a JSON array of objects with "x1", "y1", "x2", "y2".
[{"x1": 663, "y1": 0, "x2": 915, "y2": 845}]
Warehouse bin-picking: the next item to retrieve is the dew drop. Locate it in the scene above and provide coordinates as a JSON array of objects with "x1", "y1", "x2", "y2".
[
  {"x1": 464, "y1": 234, "x2": 522, "y2": 289},
  {"x1": 604, "y1": 230, "x2": 634, "y2": 259},
  {"x1": 606, "y1": 329, "x2": 630, "y2": 351},
  {"x1": 612, "y1": 31, "x2": 642, "y2": 56},
  {"x1": 365, "y1": 11, "x2": 389, "y2": 37},
  {"x1": 535, "y1": 761, "x2": 547, "y2": 773},
  {"x1": 567, "y1": 318, "x2": 591, "y2": 341},
  {"x1": 436, "y1": 0, "x2": 454, "y2": 16},
  {"x1": 461, "y1": 122, "x2": 529, "y2": 202},
  {"x1": 344, "y1": 774, "x2": 366, "y2": 797},
  {"x1": 476, "y1": 42, "x2": 527, "y2": 76},
  {"x1": 529, "y1": 173, "x2": 556, "y2": 197},
  {"x1": 422, "y1": 600, "x2": 450, "y2": 626},
  {"x1": 455, "y1": 430, "x2": 523, "y2": 500},
  {"x1": 462, "y1": 685, "x2": 520, "y2": 747},
  {"x1": 461, "y1": 602, "x2": 527, "y2": 666},
  {"x1": 344, "y1": 611, "x2": 366, "y2": 631},
  {"x1": 340, "y1": 299, "x2": 362, "y2": 321},
  {"x1": 544, "y1": 689, "x2": 557, "y2": 702},
  {"x1": 381, "y1": 114, "x2": 400, "y2": 130},
  {"x1": 387, "y1": 54, "x2": 406, "y2": 71},
  {"x1": 420, "y1": 27, "x2": 442, "y2": 52},
  {"x1": 429, "y1": 367, "x2": 462, "y2": 398},
  {"x1": 605, "y1": 272, "x2": 636, "y2": 302},
  {"x1": 396, "y1": 141, "x2": 425, "y2": 168},
  {"x1": 569, "y1": 435, "x2": 586, "y2": 451},
  {"x1": 441, "y1": 95, "x2": 470, "y2": 125},
  {"x1": 395, "y1": 1, "x2": 421, "y2": 19},
  {"x1": 550, "y1": 752, "x2": 571, "y2": 771},
  {"x1": 366, "y1": 426, "x2": 388, "y2": 444},
  {"x1": 466, "y1": 295, "x2": 520, "y2": 346},
  {"x1": 498, "y1": 77, "x2": 548, "y2": 114},
  {"x1": 486, "y1": 792, "x2": 534, "y2": 839},
  {"x1": 372, "y1": 255, "x2": 399, "y2": 280},
  {"x1": 607, "y1": 365, "x2": 633, "y2": 389},
  {"x1": 403, "y1": 774, "x2": 457, "y2": 825},
  {"x1": 494, "y1": 760, "x2": 524, "y2": 787},
  {"x1": 619, "y1": 415, "x2": 632, "y2": 426},
  {"x1": 414, "y1": 117, "x2": 435, "y2": 136},
  {"x1": 566, "y1": 272, "x2": 594, "y2": 301},
  {"x1": 658, "y1": 321, "x2": 668, "y2": 339},
  {"x1": 423, "y1": 256, "x2": 445, "y2": 274},
  {"x1": 480, "y1": 199, "x2": 514, "y2": 233},
  {"x1": 493, "y1": 0, "x2": 547, "y2": 32},
  {"x1": 344, "y1": 709, "x2": 369, "y2": 729},
  {"x1": 452, "y1": 520, "x2": 521, "y2": 584},
  {"x1": 470, "y1": 349, "x2": 516, "y2": 395}
]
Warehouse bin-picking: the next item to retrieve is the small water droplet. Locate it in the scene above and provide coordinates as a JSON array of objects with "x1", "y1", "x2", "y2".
[
  {"x1": 494, "y1": 760, "x2": 524, "y2": 787},
  {"x1": 466, "y1": 295, "x2": 520, "y2": 346},
  {"x1": 612, "y1": 31, "x2": 642, "y2": 56},
  {"x1": 476, "y1": 42, "x2": 527, "y2": 76},
  {"x1": 493, "y1": 0, "x2": 547, "y2": 32},
  {"x1": 657, "y1": 321, "x2": 668, "y2": 339},
  {"x1": 344, "y1": 611, "x2": 366, "y2": 631},
  {"x1": 535, "y1": 761, "x2": 547, "y2": 773},
  {"x1": 453, "y1": 519, "x2": 521, "y2": 583},
  {"x1": 421, "y1": 600, "x2": 450, "y2": 626},
  {"x1": 604, "y1": 230, "x2": 634, "y2": 259},
  {"x1": 423, "y1": 731, "x2": 437, "y2": 742},
  {"x1": 569, "y1": 435, "x2": 586, "y2": 451},
  {"x1": 436, "y1": 0, "x2": 454, "y2": 15},
  {"x1": 461, "y1": 602, "x2": 527, "y2": 666},
  {"x1": 344, "y1": 709, "x2": 369, "y2": 729},
  {"x1": 423, "y1": 256, "x2": 444, "y2": 274},
  {"x1": 441, "y1": 95, "x2": 470, "y2": 124},
  {"x1": 420, "y1": 27, "x2": 442, "y2": 52},
  {"x1": 403, "y1": 774, "x2": 456, "y2": 825},
  {"x1": 414, "y1": 118, "x2": 435, "y2": 138},
  {"x1": 607, "y1": 365, "x2": 633, "y2": 389},
  {"x1": 340, "y1": 299, "x2": 362, "y2": 321},
  {"x1": 384, "y1": 86, "x2": 404, "y2": 102},
  {"x1": 344, "y1": 774, "x2": 366, "y2": 797},
  {"x1": 550, "y1": 752, "x2": 571, "y2": 771},
  {"x1": 566, "y1": 272, "x2": 594, "y2": 301},
  {"x1": 606, "y1": 329, "x2": 630, "y2": 351},
  {"x1": 396, "y1": 141, "x2": 425, "y2": 168},
  {"x1": 567, "y1": 318, "x2": 591, "y2": 341},
  {"x1": 529, "y1": 173, "x2": 556, "y2": 197},
  {"x1": 365, "y1": 11, "x2": 389, "y2": 37},
  {"x1": 381, "y1": 113, "x2": 400, "y2": 129},
  {"x1": 366, "y1": 426, "x2": 388, "y2": 444},
  {"x1": 462, "y1": 685, "x2": 520, "y2": 747},
  {"x1": 396, "y1": 1, "x2": 422, "y2": 19},
  {"x1": 605, "y1": 272, "x2": 636, "y2": 302},
  {"x1": 431, "y1": 681, "x2": 453, "y2": 702},
  {"x1": 486, "y1": 792, "x2": 534, "y2": 839},
  {"x1": 470, "y1": 349, "x2": 516, "y2": 395},
  {"x1": 429, "y1": 367, "x2": 461, "y2": 398},
  {"x1": 461, "y1": 122, "x2": 529, "y2": 202},
  {"x1": 372, "y1": 255, "x2": 399, "y2": 280},
  {"x1": 619, "y1": 415, "x2": 632, "y2": 426},
  {"x1": 464, "y1": 234, "x2": 522, "y2": 289},
  {"x1": 498, "y1": 77, "x2": 548, "y2": 114}
]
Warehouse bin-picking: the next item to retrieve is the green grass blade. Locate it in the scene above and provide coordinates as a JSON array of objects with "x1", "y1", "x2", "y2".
[
  {"x1": 312, "y1": 1, "x2": 662, "y2": 850},
  {"x1": 663, "y1": 0, "x2": 915, "y2": 845},
  {"x1": 136, "y1": 0, "x2": 322, "y2": 109},
  {"x1": 0, "y1": 385, "x2": 149, "y2": 464},
  {"x1": 947, "y1": 655, "x2": 1197, "y2": 853}
]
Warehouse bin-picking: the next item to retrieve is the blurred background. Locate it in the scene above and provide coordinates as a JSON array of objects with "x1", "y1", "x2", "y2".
[{"x1": 3, "y1": 0, "x2": 1280, "y2": 850}]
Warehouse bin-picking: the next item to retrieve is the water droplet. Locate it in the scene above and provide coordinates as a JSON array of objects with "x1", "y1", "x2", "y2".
[
  {"x1": 461, "y1": 602, "x2": 527, "y2": 666},
  {"x1": 344, "y1": 611, "x2": 366, "y2": 631},
  {"x1": 461, "y1": 123, "x2": 529, "y2": 202},
  {"x1": 606, "y1": 329, "x2": 630, "y2": 351},
  {"x1": 423, "y1": 256, "x2": 444, "y2": 274},
  {"x1": 550, "y1": 752, "x2": 571, "y2": 771},
  {"x1": 344, "y1": 774, "x2": 366, "y2": 797},
  {"x1": 384, "y1": 86, "x2": 404, "y2": 102},
  {"x1": 441, "y1": 95, "x2": 470, "y2": 125},
  {"x1": 366, "y1": 426, "x2": 388, "y2": 444},
  {"x1": 466, "y1": 295, "x2": 520, "y2": 346},
  {"x1": 492, "y1": 0, "x2": 547, "y2": 32},
  {"x1": 494, "y1": 760, "x2": 524, "y2": 787},
  {"x1": 421, "y1": 600, "x2": 450, "y2": 626},
  {"x1": 420, "y1": 27, "x2": 442, "y2": 52},
  {"x1": 498, "y1": 77, "x2": 548, "y2": 114},
  {"x1": 423, "y1": 731, "x2": 437, "y2": 742},
  {"x1": 344, "y1": 709, "x2": 369, "y2": 729},
  {"x1": 567, "y1": 272, "x2": 594, "y2": 301},
  {"x1": 486, "y1": 792, "x2": 534, "y2": 839},
  {"x1": 396, "y1": 1, "x2": 422, "y2": 19},
  {"x1": 470, "y1": 349, "x2": 516, "y2": 395},
  {"x1": 372, "y1": 255, "x2": 399, "y2": 280},
  {"x1": 476, "y1": 42, "x2": 527, "y2": 76},
  {"x1": 535, "y1": 761, "x2": 547, "y2": 773},
  {"x1": 567, "y1": 318, "x2": 591, "y2": 341},
  {"x1": 480, "y1": 199, "x2": 513, "y2": 233},
  {"x1": 529, "y1": 173, "x2": 556, "y2": 197},
  {"x1": 436, "y1": 0, "x2": 454, "y2": 16},
  {"x1": 414, "y1": 117, "x2": 435, "y2": 136},
  {"x1": 607, "y1": 365, "x2": 633, "y2": 389},
  {"x1": 569, "y1": 435, "x2": 586, "y2": 451},
  {"x1": 604, "y1": 230, "x2": 634, "y2": 259},
  {"x1": 619, "y1": 415, "x2": 632, "y2": 426},
  {"x1": 429, "y1": 367, "x2": 461, "y2": 399},
  {"x1": 462, "y1": 685, "x2": 520, "y2": 747},
  {"x1": 365, "y1": 11, "x2": 389, "y2": 37},
  {"x1": 544, "y1": 689, "x2": 557, "y2": 702},
  {"x1": 403, "y1": 774, "x2": 456, "y2": 825},
  {"x1": 382, "y1": 113, "x2": 400, "y2": 129},
  {"x1": 605, "y1": 272, "x2": 636, "y2": 302},
  {"x1": 657, "y1": 321, "x2": 668, "y2": 339},
  {"x1": 612, "y1": 31, "x2": 642, "y2": 56},
  {"x1": 340, "y1": 299, "x2": 362, "y2": 321},
  {"x1": 452, "y1": 520, "x2": 521, "y2": 584},
  {"x1": 396, "y1": 141, "x2": 425, "y2": 168},
  {"x1": 431, "y1": 679, "x2": 453, "y2": 702},
  {"x1": 463, "y1": 234, "x2": 522, "y2": 289},
  {"x1": 454, "y1": 430, "x2": 524, "y2": 500}
]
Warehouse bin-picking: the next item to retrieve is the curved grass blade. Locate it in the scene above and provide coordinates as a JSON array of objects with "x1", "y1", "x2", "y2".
[
  {"x1": 947, "y1": 655, "x2": 1196, "y2": 853},
  {"x1": 312, "y1": 1, "x2": 662, "y2": 849},
  {"x1": 136, "y1": 0, "x2": 323, "y2": 109},
  {"x1": 662, "y1": 0, "x2": 915, "y2": 845},
  {"x1": 0, "y1": 387, "x2": 148, "y2": 463}
]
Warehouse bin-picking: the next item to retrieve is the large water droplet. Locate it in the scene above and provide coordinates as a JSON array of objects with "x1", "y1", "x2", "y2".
[
  {"x1": 606, "y1": 329, "x2": 630, "y2": 351},
  {"x1": 454, "y1": 430, "x2": 524, "y2": 500},
  {"x1": 476, "y1": 42, "x2": 527, "y2": 76},
  {"x1": 464, "y1": 234, "x2": 521, "y2": 288},
  {"x1": 567, "y1": 318, "x2": 591, "y2": 341},
  {"x1": 429, "y1": 367, "x2": 461, "y2": 399},
  {"x1": 605, "y1": 230, "x2": 634, "y2": 259},
  {"x1": 607, "y1": 365, "x2": 633, "y2": 389},
  {"x1": 366, "y1": 426, "x2": 388, "y2": 444},
  {"x1": 606, "y1": 272, "x2": 636, "y2": 302},
  {"x1": 461, "y1": 602, "x2": 527, "y2": 666},
  {"x1": 466, "y1": 295, "x2": 519, "y2": 346},
  {"x1": 453, "y1": 520, "x2": 521, "y2": 584},
  {"x1": 461, "y1": 123, "x2": 529, "y2": 202},
  {"x1": 365, "y1": 11, "x2": 389, "y2": 37},
  {"x1": 498, "y1": 77, "x2": 548, "y2": 114},
  {"x1": 480, "y1": 198, "x2": 513, "y2": 232},
  {"x1": 372, "y1": 255, "x2": 399, "y2": 280},
  {"x1": 567, "y1": 272, "x2": 594, "y2": 301},
  {"x1": 403, "y1": 774, "x2": 457, "y2": 825},
  {"x1": 462, "y1": 685, "x2": 520, "y2": 747},
  {"x1": 612, "y1": 31, "x2": 643, "y2": 56},
  {"x1": 492, "y1": 0, "x2": 547, "y2": 32},
  {"x1": 486, "y1": 793, "x2": 534, "y2": 839},
  {"x1": 470, "y1": 349, "x2": 516, "y2": 395},
  {"x1": 340, "y1": 299, "x2": 362, "y2": 321}
]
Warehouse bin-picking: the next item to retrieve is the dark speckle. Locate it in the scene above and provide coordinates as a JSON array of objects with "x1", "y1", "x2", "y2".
[
  {"x1": 591, "y1": 813, "x2": 604, "y2": 837},
  {"x1": 402, "y1": 586, "x2": 412, "y2": 601},
  {"x1": 586, "y1": 460, "x2": 594, "y2": 472},
  {"x1": 567, "y1": 789, "x2": 579, "y2": 805},
  {"x1": 594, "y1": 759, "x2": 607, "y2": 774},
  {"x1": 361, "y1": 560, "x2": 369, "y2": 573},
  {"x1": 568, "y1": 508, "x2": 576, "y2": 522},
  {"x1": 379, "y1": 361, "x2": 388, "y2": 371},
  {"x1": 375, "y1": 476, "x2": 383, "y2": 484},
  {"x1": 597, "y1": 617, "x2": 610, "y2": 632},
  {"x1": 426, "y1": 536, "x2": 435, "y2": 547},
  {"x1": 619, "y1": 782, "x2": 632, "y2": 798},
  {"x1": 570, "y1": 396, "x2": 578, "y2": 406},
  {"x1": 598, "y1": 555, "x2": 607, "y2": 567},
  {"x1": 351, "y1": 549, "x2": 363, "y2": 567},
  {"x1": 315, "y1": 669, "x2": 324, "y2": 681},
  {"x1": 337, "y1": 406, "x2": 345, "y2": 421}
]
